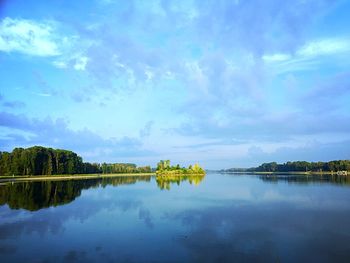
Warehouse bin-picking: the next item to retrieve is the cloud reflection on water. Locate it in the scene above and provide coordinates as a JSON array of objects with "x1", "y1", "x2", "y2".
[{"x1": 170, "y1": 202, "x2": 350, "y2": 262}]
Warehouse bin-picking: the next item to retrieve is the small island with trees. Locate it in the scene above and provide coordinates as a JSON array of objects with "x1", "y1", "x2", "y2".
[{"x1": 156, "y1": 160, "x2": 205, "y2": 176}]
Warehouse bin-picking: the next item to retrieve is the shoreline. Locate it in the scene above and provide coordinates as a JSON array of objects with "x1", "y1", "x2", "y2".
[
  {"x1": 219, "y1": 171, "x2": 348, "y2": 175},
  {"x1": 1, "y1": 170, "x2": 347, "y2": 184},
  {"x1": 156, "y1": 173, "x2": 206, "y2": 176},
  {"x1": 0, "y1": 173, "x2": 155, "y2": 184}
]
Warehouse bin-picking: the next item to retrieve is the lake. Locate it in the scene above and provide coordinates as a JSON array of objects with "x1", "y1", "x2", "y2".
[{"x1": 1, "y1": 173, "x2": 350, "y2": 262}]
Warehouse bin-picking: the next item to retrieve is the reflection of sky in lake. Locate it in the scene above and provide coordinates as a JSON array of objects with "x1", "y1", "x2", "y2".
[{"x1": 1, "y1": 174, "x2": 350, "y2": 262}]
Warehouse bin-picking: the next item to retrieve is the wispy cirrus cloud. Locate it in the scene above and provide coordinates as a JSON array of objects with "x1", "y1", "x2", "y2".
[
  {"x1": 298, "y1": 38, "x2": 350, "y2": 57},
  {"x1": 263, "y1": 38, "x2": 350, "y2": 73}
]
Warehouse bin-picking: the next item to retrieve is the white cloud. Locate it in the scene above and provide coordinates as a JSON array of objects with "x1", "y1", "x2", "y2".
[
  {"x1": 74, "y1": 56, "x2": 89, "y2": 71},
  {"x1": 263, "y1": 38, "x2": 350, "y2": 64},
  {"x1": 262, "y1": 53, "x2": 291, "y2": 62},
  {"x1": 34, "y1": 92, "x2": 52, "y2": 97},
  {"x1": 297, "y1": 38, "x2": 350, "y2": 57},
  {"x1": 0, "y1": 17, "x2": 63, "y2": 56},
  {"x1": 52, "y1": 60, "x2": 67, "y2": 69}
]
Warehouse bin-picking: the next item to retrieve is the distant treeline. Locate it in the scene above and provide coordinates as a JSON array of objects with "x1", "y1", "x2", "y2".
[
  {"x1": 222, "y1": 160, "x2": 350, "y2": 173},
  {"x1": 100, "y1": 163, "x2": 151, "y2": 174},
  {"x1": 0, "y1": 146, "x2": 151, "y2": 176}
]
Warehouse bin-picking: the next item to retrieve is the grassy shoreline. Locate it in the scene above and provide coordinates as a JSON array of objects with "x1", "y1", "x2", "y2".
[{"x1": 0, "y1": 173, "x2": 155, "y2": 183}]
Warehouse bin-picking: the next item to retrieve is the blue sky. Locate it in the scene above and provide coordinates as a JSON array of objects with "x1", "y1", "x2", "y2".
[{"x1": 1, "y1": 0, "x2": 350, "y2": 169}]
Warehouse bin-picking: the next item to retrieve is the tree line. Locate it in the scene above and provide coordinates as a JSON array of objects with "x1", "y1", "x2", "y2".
[
  {"x1": 100, "y1": 163, "x2": 151, "y2": 174},
  {"x1": 222, "y1": 160, "x2": 350, "y2": 173},
  {"x1": 0, "y1": 146, "x2": 151, "y2": 176}
]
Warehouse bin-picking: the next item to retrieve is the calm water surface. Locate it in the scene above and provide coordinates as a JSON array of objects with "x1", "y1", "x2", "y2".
[{"x1": 1, "y1": 173, "x2": 350, "y2": 262}]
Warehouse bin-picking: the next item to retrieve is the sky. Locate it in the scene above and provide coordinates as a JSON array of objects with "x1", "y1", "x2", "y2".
[{"x1": 0, "y1": 0, "x2": 350, "y2": 169}]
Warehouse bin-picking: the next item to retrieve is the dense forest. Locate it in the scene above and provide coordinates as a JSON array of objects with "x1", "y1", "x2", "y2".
[
  {"x1": 222, "y1": 160, "x2": 350, "y2": 173},
  {"x1": 156, "y1": 160, "x2": 205, "y2": 175},
  {"x1": 0, "y1": 146, "x2": 151, "y2": 176}
]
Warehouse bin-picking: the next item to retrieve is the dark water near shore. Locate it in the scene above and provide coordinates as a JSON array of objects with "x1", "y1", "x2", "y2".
[{"x1": 1, "y1": 173, "x2": 350, "y2": 262}]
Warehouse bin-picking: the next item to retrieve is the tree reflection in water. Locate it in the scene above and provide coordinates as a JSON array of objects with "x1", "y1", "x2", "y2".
[
  {"x1": 0, "y1": 176, "x2": 152, "y2": 211},
  {"x1": 259, "y1": 174, "x2": 350, "y2": 185},
  {"x1": 156, "y1": 174, "x2": 205, "y2": 190}
]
